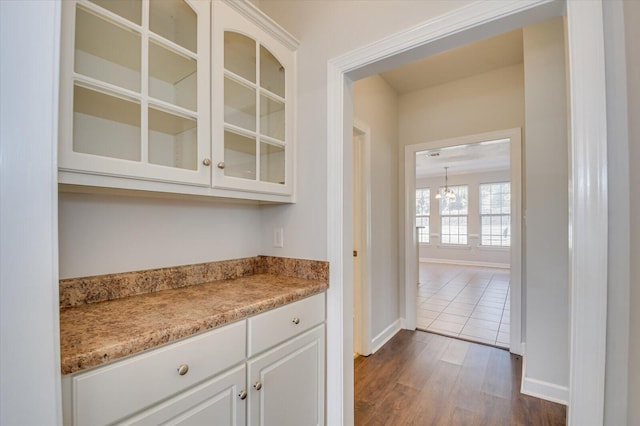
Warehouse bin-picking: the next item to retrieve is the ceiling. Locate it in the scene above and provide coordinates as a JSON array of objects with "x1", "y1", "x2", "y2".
[
  {"x1": 380, "y1": 29, "x2": 523, "y2": 94},
  {"x1": 416, "y1": 139, "x2": 510, "y2": 178},
  {"x1": 380, "y1": 30, "x2": 521, "y2": 178}
]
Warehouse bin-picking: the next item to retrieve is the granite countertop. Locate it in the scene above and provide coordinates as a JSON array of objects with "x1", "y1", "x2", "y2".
[{"x1": 59, "y1": 257, "x2": 328, "y2": 375}]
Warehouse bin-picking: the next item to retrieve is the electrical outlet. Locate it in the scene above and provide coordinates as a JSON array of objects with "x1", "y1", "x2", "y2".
[{"x1": 273, "y1": 228, "x2": 284, "y2": 248}]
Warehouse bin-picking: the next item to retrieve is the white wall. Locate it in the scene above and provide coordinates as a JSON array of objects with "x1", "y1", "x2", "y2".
[
  {"x1": 353, "y1": 75, "x2": 400, "y2": 339},
  {"x1": 602, "y1": 0, "x2": 631, "y2": 423},
  {"x1": 398, "y1": 64, "x2": 525, "y2": 147},
  {"x1": 257, "y1": 0, "x2": 471, "y2": 262},
  {"x1": 417, "y1": 169, "x2": 511, "y2": 267},
  {"x1": 522, "y1": 17, "x2": 569, "y2": 398},
  {"x1": 0, "y1": 1, "x2": 62, "y2": 424},
  {"x1": 624, "y1": 1, "x2": 640, "y2": 424},
  {"x1": 59, "y1": 193, "x2": 262, "y2": 278}
]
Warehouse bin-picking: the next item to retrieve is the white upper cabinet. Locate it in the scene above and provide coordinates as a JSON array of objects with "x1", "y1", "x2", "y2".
[
  {"x1": 211, "y1": 1, "x2": 296, "y2": 197},
  {"x1": 58, "y1": 0, "x2": 298, "y2": 203},
  {"x1": 59, "y1": 0, "x2": 211, "y2": 186}
]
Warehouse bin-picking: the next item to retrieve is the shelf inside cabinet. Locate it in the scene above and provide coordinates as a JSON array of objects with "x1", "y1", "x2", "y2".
[
  {"x1": 224, "y1": 77, "x2": 256, "y2": 131},
  {"x1": 75, "y1": 5, "x2": 141, "y2": 92},
  {"x1": 148, "y1": 107, "x2": 196, "y2": 135},
  {"x1": 260, "y1": 46, "x2": 285, "y2": 98},
  {"x1": 260, "y1": 94, "x2": 285, "y2": 140},
  {"x1": 149, "y1": 0, "x2": 197, "y2": 53},
  {"x1": 148, "y1": 108, "x2": 197, "y2": 170},
  {"x1": 73, "y1": 84, "x2": 141, "y2": 161},
  {"x1": 89, "y1": 0, "x2": 142, "y2": 25},
  {"x1": 260, "y1": 142, "x2": 285, "y2": 184},
  {"x1": 224, "y1": 130, "x2": 257, "y2": 180},
  {"x1": 224, "y1": 32, "x2": 256, "y2": 83},
  {"x1": 149, "y1": 40, "x2": 197, "y2": 111}
]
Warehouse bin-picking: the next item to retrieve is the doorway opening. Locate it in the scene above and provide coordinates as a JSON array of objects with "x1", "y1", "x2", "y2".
[
  {"x1": 326, "y1": 2, "x2": 608, "y2": 424},
  {"x1": 409, "y1": 131, "x2": 522, "y2": 352},
  {"x1": 352, "y1": 120, "x2": 372, "y2": 358}
]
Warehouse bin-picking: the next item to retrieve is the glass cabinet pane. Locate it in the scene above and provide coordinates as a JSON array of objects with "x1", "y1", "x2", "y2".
[
  {"x1": 149, "y1": 41, "x2": 197, "y2": 111},
  {"x1": 260, "y1": 95, "x2": 285, "y2": 140},
  {"x1": 75, "y1": 6, "x2": 141, "y2": 92},
  {"x1": 148, "y1": 108, "x2": 197, "y2": 170},
  {"x1": 73, "y1": 85, "x2": 141, "y2": 161},
  {"x1": 149, "y1": 0, "x2": 196, "y2": 53},
  {"x1": 224, "y1": 32, "x2": 256, "y2": 82},
  {"x1": 89, "y1": 0, "x2": 142, "y2": 25},
  {"x1": 260, "y1": 46, "x2": 284, "y2": 97},
  {"x1": 224, "y1": 77, "x2": 256, "y2": 131},
  {"x1": 260, "y1": 143, "x2": 285, "y2": 184},
  {"x1": 224, "y1": 131, "x2": 256, "y2": 180}
]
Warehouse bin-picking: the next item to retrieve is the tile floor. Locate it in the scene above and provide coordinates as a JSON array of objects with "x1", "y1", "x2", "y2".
[{"x1": 416, "y1": 262, "x2": 510, "y2": 349}]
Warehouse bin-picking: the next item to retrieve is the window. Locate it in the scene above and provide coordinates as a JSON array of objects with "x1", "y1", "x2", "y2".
[
  {"x1": 415, "y1": 188, "x2": 430, "y2": 243},
  {"x1": 480, "y1": 182, "x2": 511, "y2": 247},
  {"x1": 439, "y1": 185, "x2": 468, "y2": 245}
]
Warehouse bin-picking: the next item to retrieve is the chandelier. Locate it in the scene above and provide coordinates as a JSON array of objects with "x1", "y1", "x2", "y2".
[{"x1": 435, "y1": 166, "x2": 456, "y2": 201}]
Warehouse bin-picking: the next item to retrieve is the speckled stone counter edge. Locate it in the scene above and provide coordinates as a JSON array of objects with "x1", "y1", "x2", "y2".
[{"x1": 59, "y1": 256, "x2": 329, "y2": 308}]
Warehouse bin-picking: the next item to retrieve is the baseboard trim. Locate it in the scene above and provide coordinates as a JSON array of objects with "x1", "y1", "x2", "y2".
[
  {"x1": 371, "y1": 319, "x2": 402, "y2": 354},
  {"x1": 521, "y1": 377, "x2": 569, "y2": 406},
  {"x1": 419, "y1": 257, "x2": 510, "y2": 269},
  {"x1": 520, "y1": 343, "x2": 569, "y2": 405}
]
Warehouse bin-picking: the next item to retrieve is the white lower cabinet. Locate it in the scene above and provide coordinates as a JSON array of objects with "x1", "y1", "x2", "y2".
[
  {"x1": 247, "y1": 326, "x2": 324, "y2": 426},
  {"x1": 122, "y1": 365, "x2": 246, "y2": 426},
  {"x1": 62, "y1": 294, "x2": 325, "y2": 426}
]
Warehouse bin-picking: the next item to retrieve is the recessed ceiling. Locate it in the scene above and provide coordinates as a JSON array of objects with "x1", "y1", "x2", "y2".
[
  {"x1": 380, "y1": 29, "x2": 523, "y2": 94},
  {"x1": 416, "y1": 139, "x2": 510, "y2": 178}
]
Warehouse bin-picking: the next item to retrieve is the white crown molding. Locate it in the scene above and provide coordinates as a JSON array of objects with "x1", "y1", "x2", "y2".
[{"x1": 222, "y1": 0, "x2": 299, "y2": 50}]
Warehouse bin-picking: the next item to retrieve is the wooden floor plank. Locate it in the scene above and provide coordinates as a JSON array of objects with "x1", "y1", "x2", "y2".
[
  {"x1": 354, "y1": 330, "x2": 566, "y2": 426},
  {"x1": 396, "y1": 333, "x2": 451, "y2": 390}
]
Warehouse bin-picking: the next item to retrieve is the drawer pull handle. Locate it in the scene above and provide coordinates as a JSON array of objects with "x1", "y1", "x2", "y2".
[
  {"x1": 177, "y1": 364, "x2": 189, "y2": 376},
  {"x1": 253, "y1": 381, "x2": 263, "y2": 391},
  {"x1": 238, "y1": 390, "x2": 248, "y2": 400},
  {"x1": 292, "y1": 317, "x2": 300, "y2": 325}
]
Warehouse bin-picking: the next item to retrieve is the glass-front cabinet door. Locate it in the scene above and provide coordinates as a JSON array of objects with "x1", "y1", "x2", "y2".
[
  {"x1": 59, "y1": 0, "x2": 211, "y2": 186},
  {"x1": 212, "y1": 1, "x2": 295, "y2": 196}
]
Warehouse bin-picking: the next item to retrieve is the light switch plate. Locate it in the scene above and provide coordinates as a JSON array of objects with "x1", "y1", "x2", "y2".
[{"x1": 273, "y1": 228, "x2": 284, "y2": 248}]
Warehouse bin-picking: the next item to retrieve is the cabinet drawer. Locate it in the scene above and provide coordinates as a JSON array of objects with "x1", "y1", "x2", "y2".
[
  {"x1": 71, "y1": 320, "x2": 246, "y2": 426},
  {"x1": 248, "y1": 294, "x2": 325, "y2": 357}
]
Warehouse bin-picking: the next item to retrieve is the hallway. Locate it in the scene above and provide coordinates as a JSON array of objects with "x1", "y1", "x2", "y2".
[
  {"x1": 417, "y1": 263, "x2": 511, "y2": 349},
  {"x1": 354, "y1": 330, "x2": 566, "y2": 425}
]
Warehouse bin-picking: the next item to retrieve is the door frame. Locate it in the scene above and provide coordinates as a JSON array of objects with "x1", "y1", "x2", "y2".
[
  {"x1": 352, "y1": 119, "x2": 372, "y2": 357},
  {"x1": 403, "y1": 128, "x2": 523, "y2": 355},
  {"x1": 326, "y1": 1, "x2": 608, "y2": 425}
]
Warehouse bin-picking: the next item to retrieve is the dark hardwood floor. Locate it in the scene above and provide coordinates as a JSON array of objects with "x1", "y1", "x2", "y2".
[{"x1": 354, "y1": 330, "x2": 566, "y2": 425}]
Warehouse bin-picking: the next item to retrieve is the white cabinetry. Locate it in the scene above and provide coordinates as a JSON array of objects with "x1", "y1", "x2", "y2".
[
  {"x1": 123, "y1": 365, "x2": 246, "y2": 426},
  {"x1": 59, "y1": 0, "x2": 211, "y2": 186},
  {"x1": 58, "y1": 0, "x2": 298, "y2": 203},
  {"x1": 62, "y1": 294, "x2": 324, "y2": 426},
  {"x1": 246, "y1": 293, "x2": 325, "y2": 426},
  {"x1": 211, "y1": 1, "x2": 295, "y2": 197},
  {"x1": 62, "y1": 320, "x2": 247, "y2": 426},
  {"x1": 247, "y1": 327, "x2": 324, "y2": 426}
]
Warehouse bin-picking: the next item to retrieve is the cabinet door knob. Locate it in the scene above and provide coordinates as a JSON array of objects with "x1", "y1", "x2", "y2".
[
  {"x1": 292, "y1": 317, "x2": 300, "y2": 325},
  {"x1": 253, "y1": 381, "x2": 263, "y2": 391},
  {"x1": 202, "y1": 158, "x2": 211, "y2": 166},
  {"x1": 177, "y1": 364, "x2": 189, "y2": 376},
  {"x1": 238, "y1": 390, "x2": 248, "y2": 400},
  {"x1": 217, "y1": 161, "x2": 226, "y2": 169}
]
